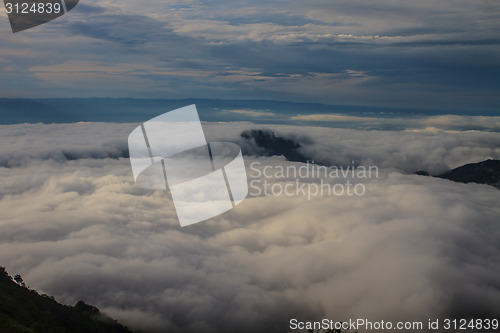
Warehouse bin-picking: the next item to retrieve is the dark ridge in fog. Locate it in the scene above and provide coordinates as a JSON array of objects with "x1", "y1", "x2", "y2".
[
  {"x1": 61, "y1": 149, "x2": 130, "y2": 161},
  {"x1": 416, "y1": 159, "x2": 500, "y2": 189},
  {"x1": 0, "y1": 149, "x2": 130, "y2": 168},
  {"x1": 239, "y1": 129, "x2": 312, "y2": 163},
  {"x1": 437, "y1": 159, "x2": 500, "y2": 189}
]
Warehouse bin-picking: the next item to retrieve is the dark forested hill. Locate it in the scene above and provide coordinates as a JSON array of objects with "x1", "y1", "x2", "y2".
[
  {"x1": 436, "y1": 159, "x2": 500, "y2": 189},
  {"x1": 416, "y1": 160, "x2": 500, "y2": 189},
  {"x1": 0, "y1": 267, "x2": 132, "y2": 333}
]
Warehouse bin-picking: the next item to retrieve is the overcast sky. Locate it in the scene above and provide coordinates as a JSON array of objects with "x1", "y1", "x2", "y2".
[{"x1": 1, "y1": 0, "x2": 499, "y2": 111}]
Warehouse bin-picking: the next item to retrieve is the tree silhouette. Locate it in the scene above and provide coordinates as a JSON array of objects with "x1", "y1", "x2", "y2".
[
  {"x1": 13, "y1": 274, "x2": 26, "y2": 287},
  {"x1": 0, "y1": 266, "x2": 133, "y2": 332}
]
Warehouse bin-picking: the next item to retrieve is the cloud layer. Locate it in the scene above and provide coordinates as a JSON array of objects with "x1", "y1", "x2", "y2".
[{"x1": 0, "y1": 122, "x2": 499, "y2": 332}]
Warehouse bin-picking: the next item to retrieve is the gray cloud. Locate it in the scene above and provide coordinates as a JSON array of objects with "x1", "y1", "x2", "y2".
[
  {"x1": 0, "y1": 0, "x2": 499, "y2": 110},
  {"x1": 2, "y1": 120, "x2": 500, "y2": 173}
]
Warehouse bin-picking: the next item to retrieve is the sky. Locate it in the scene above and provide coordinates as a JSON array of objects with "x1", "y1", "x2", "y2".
[
  {"x1": 0, "y1": 0, "x2": 499, "y2": 111},
  {"x1": 1, "y1": 2, "x2": 500, "y2": 332}
]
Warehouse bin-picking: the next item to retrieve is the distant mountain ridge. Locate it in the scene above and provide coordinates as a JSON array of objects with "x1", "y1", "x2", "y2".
[
  {"x1": 436, "y1": 159, "x2": 500, "y2": 189},
  {"x1": 0, "y1": 267, "x2": 132, "y2": 333},
  {"x1": 1, "y1": 98, "x2": 497, "y2": 125},
  {"x1": 417, "y1": 159, "x2": 500, "y2": 189}
]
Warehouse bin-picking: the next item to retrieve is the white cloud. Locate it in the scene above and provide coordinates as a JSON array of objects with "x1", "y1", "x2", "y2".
[
  {"x1": 222, "y1": 109, "x2": 275, "y2": 117},
  {"x1": 290, "y1": 114, "x2": 500, "y2": 132},
  {"x1": 2, "y1": 120, "x2": 500, "y2": 173},
  {"x1": 0, "y1": 122, "x2": 498, "y2": 333}
]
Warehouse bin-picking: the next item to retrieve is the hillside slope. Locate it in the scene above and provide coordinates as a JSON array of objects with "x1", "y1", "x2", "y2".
[
  {"x1": 0, "y1": 267, "x2": 132, "y2": 333},
  {"x1": 437, "y1": 159, "x2": 500, "y2": 189}
]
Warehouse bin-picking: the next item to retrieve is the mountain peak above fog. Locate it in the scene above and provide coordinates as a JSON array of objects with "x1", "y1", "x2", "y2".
[
  {"x1": 437, "y1": 159, "x2": 500, "y2": 189},
  {"x1": 418, "y1": 159, "x2": 500, "y2": 189},
  {"x1": 240, "y1": 129, "x2": 311, "y2": 163}
]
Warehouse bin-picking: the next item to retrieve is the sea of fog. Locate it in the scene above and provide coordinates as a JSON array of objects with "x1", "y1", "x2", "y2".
[{"x1": 0, "y1": 120, "x2": 499, "y2": 332}]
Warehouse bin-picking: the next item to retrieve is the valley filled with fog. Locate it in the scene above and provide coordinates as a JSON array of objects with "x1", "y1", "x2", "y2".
[{"x1": 0, "y1": 121, "x2": 499, "y2": 332}]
